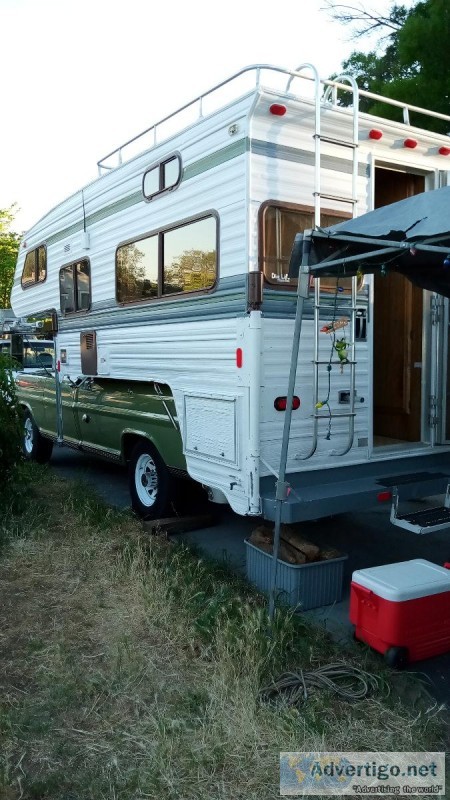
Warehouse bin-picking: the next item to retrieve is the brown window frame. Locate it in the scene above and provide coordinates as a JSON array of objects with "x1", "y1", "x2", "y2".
[
  {"x1": 259, "y1": 201, "x2": 351, "y2": 290},
  {"x1": 59, "y1": 258, "x2": 91, "y2": 315},
  {"x1": 21, "y1": 244, "x2": 47, "y2": 289}
]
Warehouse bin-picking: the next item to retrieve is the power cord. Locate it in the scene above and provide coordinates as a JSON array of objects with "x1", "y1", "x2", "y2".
[{"x1": 260, "y1": 663, "x2": 381, "y2": 705}]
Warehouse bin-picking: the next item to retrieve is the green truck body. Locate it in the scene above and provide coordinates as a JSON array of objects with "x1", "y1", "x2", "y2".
[{"x1": 17, "y1": 372, "x2": 186, "y2": 475}]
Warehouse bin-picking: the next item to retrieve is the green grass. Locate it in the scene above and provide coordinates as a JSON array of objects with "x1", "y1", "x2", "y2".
[{"x1": 0, "y1": 466, "x2": 448, "y2": 799}]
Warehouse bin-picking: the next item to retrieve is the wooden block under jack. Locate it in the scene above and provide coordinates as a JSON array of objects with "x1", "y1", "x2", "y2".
[{"x1": 142, "y1": 513, "x2": 217, "y2": 536}]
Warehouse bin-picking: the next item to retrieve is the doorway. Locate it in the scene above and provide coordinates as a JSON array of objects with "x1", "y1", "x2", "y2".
[{"x1": 373, "y1": 168, "x2": 425, "y2": 445}]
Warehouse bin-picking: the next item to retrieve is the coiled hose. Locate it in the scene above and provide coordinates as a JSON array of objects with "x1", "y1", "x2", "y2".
[{"x1": 260, "y1": 663, "x2": 381, "y2": 705}]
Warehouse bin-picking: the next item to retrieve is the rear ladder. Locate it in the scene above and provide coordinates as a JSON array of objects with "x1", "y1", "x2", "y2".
[{"x1": 288, "y1": 69, "x2": 360, "y2": 458}]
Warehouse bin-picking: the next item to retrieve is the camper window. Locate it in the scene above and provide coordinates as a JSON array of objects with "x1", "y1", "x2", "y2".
[
  {"x1": 21, "y1": 245, "x2": 47, "y2": 288},
  {"x1": 116, "y1": 215, "x2": 217, "y2": 303},
  {"x1": 260, "y1": 203, "x2": 349, "y2": 289},
  {"x1": 59, "y1": 259, "x2": 91, "y2": 314},
  {"x1": 143, "y1": 155, "x2": 181, "y2": 201}
]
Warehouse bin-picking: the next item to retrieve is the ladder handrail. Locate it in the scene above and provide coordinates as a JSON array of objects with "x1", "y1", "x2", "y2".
[
  {"x1": 97, "y1": 63, "x2": 450, "y2": 174},
  {"x1": 295, "y1": 74, "x2": 360, "y2": 461},
  {"x1": 286, "y1": 64, "x2": 322, "y2": 227}
]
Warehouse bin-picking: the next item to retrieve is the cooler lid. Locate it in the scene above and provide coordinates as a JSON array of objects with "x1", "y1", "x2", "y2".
[{"x1": 352, "y1": 559, "x2": 450, "y2": 601}]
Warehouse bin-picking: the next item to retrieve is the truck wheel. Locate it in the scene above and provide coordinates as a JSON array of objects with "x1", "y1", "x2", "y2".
[
  {"x1": 384, "y1": 646, "x2": 408, "y2": 670},
  {"x1": 128, "y1": 440, "x2": 172, "y2": 519},
  {"x1": 22, "y1": 410, "x2": 53, "y2": 463}
]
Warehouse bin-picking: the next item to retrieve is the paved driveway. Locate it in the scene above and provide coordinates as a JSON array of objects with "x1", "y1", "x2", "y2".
[{"x1": 50, "y1": 446, "x2": 450, "y2": 708}]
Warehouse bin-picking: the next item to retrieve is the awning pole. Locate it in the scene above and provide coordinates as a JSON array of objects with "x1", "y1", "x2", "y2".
[{"x1": 268, "y1": 236, "x2": 312, "y2": 622}]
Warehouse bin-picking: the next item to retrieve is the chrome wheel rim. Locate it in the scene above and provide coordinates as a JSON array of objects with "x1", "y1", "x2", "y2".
[
  {"x1": 24, "y1": 417, "x2": 34, "y2": 455},
  {"x1": 135, "y1": 453, "x2": 158, "y2": 507}
]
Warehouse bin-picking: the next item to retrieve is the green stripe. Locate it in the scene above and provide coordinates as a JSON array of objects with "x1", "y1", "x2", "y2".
[
  {"x1": 183, "y1": 138, "x2": 247, "y2": 180},
  {"x1": 46, "y1": 140, "x2": 249, "y2": 247},
  {"x1": 45, "y1": 135, "x2": 359, "y2": 248}
]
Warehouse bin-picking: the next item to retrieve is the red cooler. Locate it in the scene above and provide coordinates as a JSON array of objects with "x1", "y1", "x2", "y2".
[{"x1": 350, "y1": 559, "x2": 450, "y2": 667}]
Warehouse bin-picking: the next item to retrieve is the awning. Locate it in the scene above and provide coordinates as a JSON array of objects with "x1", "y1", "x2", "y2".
[{"x1": 289, "y1": 185, "x2": 450, "y2": 297}]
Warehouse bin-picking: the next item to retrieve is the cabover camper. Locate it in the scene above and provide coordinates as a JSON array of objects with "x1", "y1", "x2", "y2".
[{"x1": 10, "y1": 64, "x2": 450, "y2": 528}]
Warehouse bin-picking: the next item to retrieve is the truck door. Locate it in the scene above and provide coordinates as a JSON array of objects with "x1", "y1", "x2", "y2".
[
  {"x1": 42, "y1": 377, "x2": 80, "y2": 442},
  {"x1": 76, "y1": 379, "x2": 122, "y2": 458}
]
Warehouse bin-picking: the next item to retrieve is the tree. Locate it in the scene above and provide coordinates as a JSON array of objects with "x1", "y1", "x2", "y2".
[
  {"x1": 326, "y1": 0, "x2": 450, "y2": 131},
  {"x1": 0, "y1": 206, "x2": 21, "y2": 309},
  {"x1": 164, "y1": 249, "x2": 216, "y2": 294},
  {"x1": 0, "y1": 353, "x2": 21, "y2": 485}
]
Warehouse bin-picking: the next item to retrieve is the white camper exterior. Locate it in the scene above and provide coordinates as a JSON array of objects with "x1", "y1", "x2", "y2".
[{"x1": 11, "y1": 64, "x2": 450, "y2": 522}]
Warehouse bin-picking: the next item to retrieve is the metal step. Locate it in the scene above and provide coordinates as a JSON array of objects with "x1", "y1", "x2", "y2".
[
  {"x1": 314, "y1": 192, "x2": 358, "y2": 204},
  {"x1": 316, "y1": 135, "x2": 358, "y2": 149},
  {"x1": 390, "y1": 485, "x2": 450, "y2": 534}
]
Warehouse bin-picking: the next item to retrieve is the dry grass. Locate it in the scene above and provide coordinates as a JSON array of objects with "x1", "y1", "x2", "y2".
[{"x1": 0, "y1": 466, "x2": 447, "y2": 799}]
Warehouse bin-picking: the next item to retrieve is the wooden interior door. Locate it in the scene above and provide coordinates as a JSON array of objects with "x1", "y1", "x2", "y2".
[{"x1": 373, "y1": 169, "x2": 425, "y2": 443}]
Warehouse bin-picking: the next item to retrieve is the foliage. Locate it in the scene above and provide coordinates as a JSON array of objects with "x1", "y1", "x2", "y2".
[
  {"x1": 328, "y1": 0, "x2": 450, "y2": 131},
  {"x1": 0, "y1": 354, "x2": 22, "y2": 485},
  {"x1": 0, "y1": 474, "x2": 446, "y2": 797},
  {"x1": 0, "y1": 206, "x2": 21, "y2": 309}
]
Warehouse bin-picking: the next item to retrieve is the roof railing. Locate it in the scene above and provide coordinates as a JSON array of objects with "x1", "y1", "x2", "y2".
[{"x1": 97, "y1": 63, "x2": 450, "y2": 175}]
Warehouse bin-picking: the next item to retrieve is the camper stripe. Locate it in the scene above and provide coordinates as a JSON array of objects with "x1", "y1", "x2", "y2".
[
  {"x1": 42, "y1": 137, "x2": 366, "y2": 249},
  {"x1": 250, "y1": 139, "x2": 369, "y2": 177},
  {"x1": 57, "y1": 275, "x2": 248, "y2": 332}
]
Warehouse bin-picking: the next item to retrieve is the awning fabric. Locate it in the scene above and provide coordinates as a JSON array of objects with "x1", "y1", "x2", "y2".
[{"x1": 289, "y1": 186, "x2": 450, "y2": 297}]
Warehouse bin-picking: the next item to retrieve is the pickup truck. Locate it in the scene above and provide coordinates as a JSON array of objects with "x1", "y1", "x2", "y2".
[
  {"x1": 16, "y1": 373, "x2": 186, "y2": 518},
  {"x1": 0, "y1": 338, "x2": 54, "y2": 372}
]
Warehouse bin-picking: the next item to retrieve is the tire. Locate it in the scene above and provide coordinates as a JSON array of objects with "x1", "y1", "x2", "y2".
[
  {"x1": 22, "y1": 409, "x2": 53, "y2": 464},
  {"x1": 128, "y1": 439, "x2": 172, "y2": 519},
  {"x1": 384, "y1": 646, "x2": 409, "y2": 670}
]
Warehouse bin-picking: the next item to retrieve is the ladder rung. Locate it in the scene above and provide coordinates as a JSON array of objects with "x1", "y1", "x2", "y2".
[
  {"x1": 315, "y1": 192, "x2": 358, "y2": 204},
  {"x1": 315, "y1": 305, "x2": 354, "y2": 311},
  {"x1": 313, "y1": 360, "x2": 357, "y2": 365},
  {"x1": 315, "y1": 135, "x2": 358, "y2": 149},
  {"x1": 313, "y1": 412, "x2": 357, "y2": 419}
]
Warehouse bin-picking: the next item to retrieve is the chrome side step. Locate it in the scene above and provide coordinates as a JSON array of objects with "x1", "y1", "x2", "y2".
[{"x1": 390, "y1": 485, "x2": 450, "y2": 534}]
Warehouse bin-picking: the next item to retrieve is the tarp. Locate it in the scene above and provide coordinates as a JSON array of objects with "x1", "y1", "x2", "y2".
[{"x1": 289, "y1": 186, "x2": 450, "y2": 297}]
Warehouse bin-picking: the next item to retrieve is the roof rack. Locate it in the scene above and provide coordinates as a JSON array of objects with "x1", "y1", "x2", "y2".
[{"x1": 97, "y1": 63, "x2": 450, "y2": 176}]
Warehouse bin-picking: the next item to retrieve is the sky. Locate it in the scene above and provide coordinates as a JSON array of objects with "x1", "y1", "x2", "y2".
[{"x1": 1, "y1": 0, "x2": 402, "y2": 233}]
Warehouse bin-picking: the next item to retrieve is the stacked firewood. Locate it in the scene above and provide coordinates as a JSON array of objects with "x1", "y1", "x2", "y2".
[{"x1": 248, "y1": 524, "x2": 341, "y2": 564}]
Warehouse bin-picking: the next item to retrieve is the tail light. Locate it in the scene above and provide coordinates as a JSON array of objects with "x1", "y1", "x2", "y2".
[
  {"x1": 274, "y1": 396, "x2": 301, "y2": 411},
  {"x1": 377, "y1": 491, "x2": 392, "y2": 503}
]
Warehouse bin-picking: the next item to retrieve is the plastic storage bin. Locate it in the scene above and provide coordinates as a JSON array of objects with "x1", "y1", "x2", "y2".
[
  {"x1": 245, "y1": 539, "x2": 347, "y2": 610},
  {"x1": 350, "y1": 559, "x2": 450, "y2": 667}
]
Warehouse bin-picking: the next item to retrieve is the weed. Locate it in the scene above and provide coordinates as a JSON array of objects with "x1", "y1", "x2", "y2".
[{"x1": 0, "y1": 468, "x2": 447, "y2": 799}]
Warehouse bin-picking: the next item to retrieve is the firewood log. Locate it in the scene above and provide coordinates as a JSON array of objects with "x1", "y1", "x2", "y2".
[{"x1": 280, "y1": 525, "x2": 320, "y2": 561}]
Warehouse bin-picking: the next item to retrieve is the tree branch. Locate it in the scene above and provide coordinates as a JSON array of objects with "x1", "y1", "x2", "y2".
[{"x1": 322, "y1": 1, "x2": 405, "y2": 38}]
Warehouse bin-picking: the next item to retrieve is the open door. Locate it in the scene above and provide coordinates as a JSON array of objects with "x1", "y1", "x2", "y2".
[{"x1": 373, "y1": 168, "x2": 425, "y2": 445}]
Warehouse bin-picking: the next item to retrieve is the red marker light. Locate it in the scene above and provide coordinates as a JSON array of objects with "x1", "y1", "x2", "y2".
[
  {"x1": 274, "y1": 396, "x2": 301, "y2": 411},
  {"x1": 439, "y1": 146, "x2": 450, "y2": 156},
  {"x1": 377, "y1": 491, "x2": 392, "y2": 503},
  {"x1": 236, "y1": 348, "x2": 243, "y2": 368},
  {"x1": 369, "y1": 129, "x2": 383, "y2": 140},
  {"x1": 269, "y1": 103, "x2": 287, "y2": 116},
  {"x1": 57, "y1": 360, "x2": 61, "y2": 372},
  {"x1": 404, "y1": 138, "x2": 418, "y2": 149}
]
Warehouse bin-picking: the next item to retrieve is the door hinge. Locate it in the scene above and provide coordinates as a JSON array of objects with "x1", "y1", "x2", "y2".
[
  {"x1": 429, "y1": 394, "x2": 439, "y2": 427},
  {"x1": 431, "y1": 295, "x2": 443, "y2": 325}
]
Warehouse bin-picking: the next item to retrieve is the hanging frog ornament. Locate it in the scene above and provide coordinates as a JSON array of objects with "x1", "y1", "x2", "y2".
[{"x1": 334, "y1": 337, "x2": 349, "y2": 372}]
